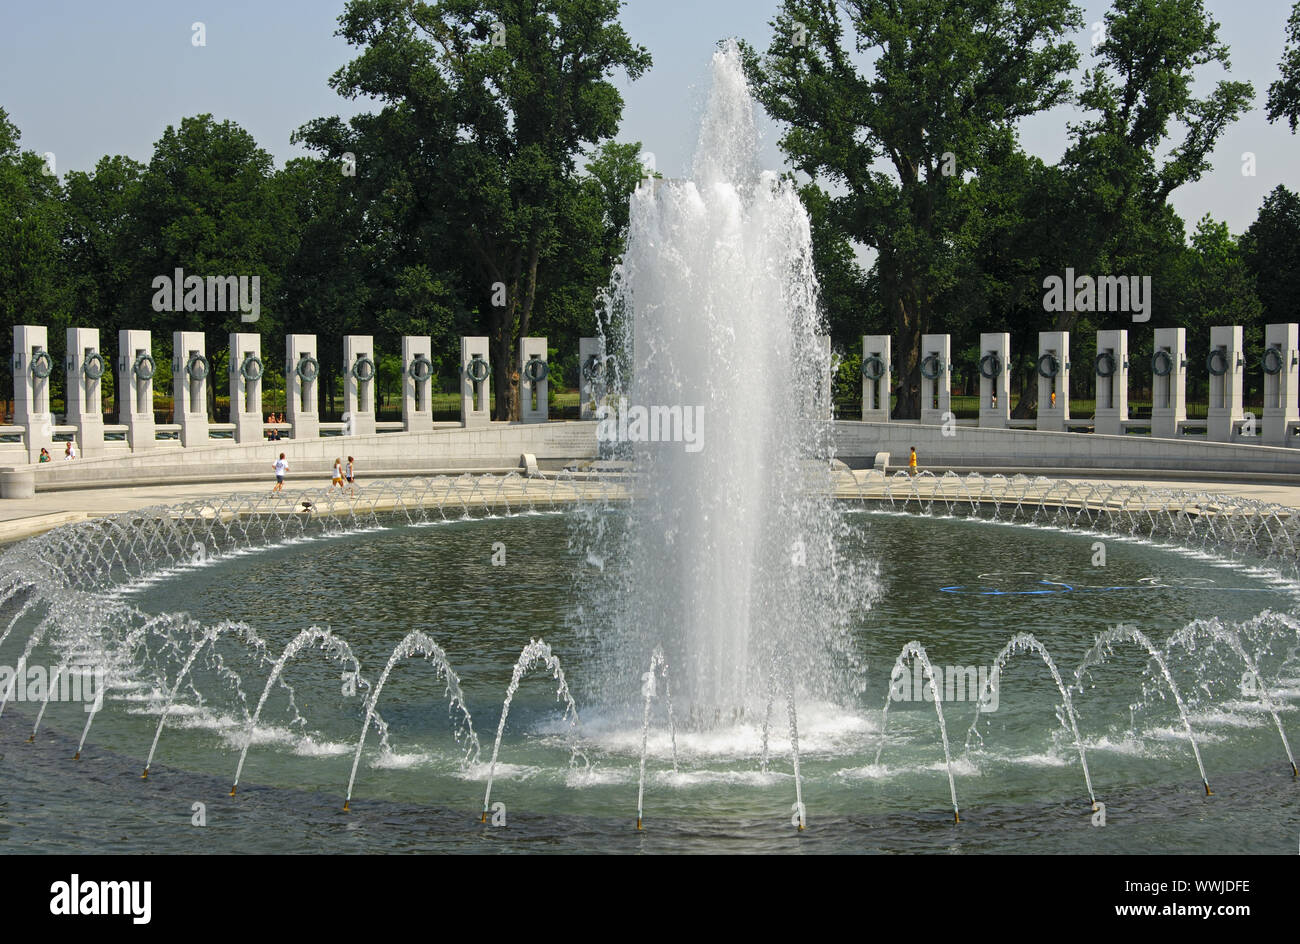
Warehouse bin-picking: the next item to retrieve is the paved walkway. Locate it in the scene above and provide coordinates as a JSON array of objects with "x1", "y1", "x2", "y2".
[
  {"x1": 0, "y1": 470, "x2": 1295, "y2": 545},
  {"x1": 844, "y1": 472, "x2": 1300, "y2": 510}
]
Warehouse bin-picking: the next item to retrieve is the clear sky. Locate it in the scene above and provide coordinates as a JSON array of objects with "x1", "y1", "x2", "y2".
[{"x1": 1, "y1": 0, "x2": 1296, "y2": 235}]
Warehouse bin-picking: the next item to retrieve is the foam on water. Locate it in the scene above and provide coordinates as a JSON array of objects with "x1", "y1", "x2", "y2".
[{"x1": 543, "y1": 700, "x2": 877, "y2": 759}]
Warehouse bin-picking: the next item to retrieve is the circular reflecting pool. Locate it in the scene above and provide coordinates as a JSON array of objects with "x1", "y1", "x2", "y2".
[{"x1": 3, "y1": 508, "x2": 1298, "y2": 853}]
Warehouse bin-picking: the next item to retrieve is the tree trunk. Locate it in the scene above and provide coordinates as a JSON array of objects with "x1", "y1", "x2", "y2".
[
  {"x1": 1009, "y1": 319, "x2": 1034, "y2": 418},
  {"x1": 491, "y1": 330, "x2": 514, "y2": 421},
  {"x1": 890, "y1": 287, "x2": 922, "y2": 419}
]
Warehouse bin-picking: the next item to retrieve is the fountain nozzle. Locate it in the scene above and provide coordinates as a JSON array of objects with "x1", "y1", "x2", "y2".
[
  {"x1": 1203, "y1": 781, "x2": 1213, "y2": 796},
  {"x1": 636, "y1": 818, "x2": 642, "y2": 831},
  {"x1": 480, "y1": 811, "x2": 487, "y2": 824},
  {"x1": 25, "y1": 735, "x2": 33, "y2": 743},
  {"x1": 1292, "y1": 763, "x2": 1298, "y2": 779},
  {"x1": 342, "y1": 802, "x2": 350, "y2": 812},
  {"x1": 72, "y1": 751, "x2": 79, "y2": 761},
  {"x1": 140, "y1": 768, "x2": 147, "y2": 779},
  {"x1": 229, "y1": 785, "x2": 237, "y2": 797},
  {"x1": 954, "y1": 812, "x2": 961, "y2": 824}
]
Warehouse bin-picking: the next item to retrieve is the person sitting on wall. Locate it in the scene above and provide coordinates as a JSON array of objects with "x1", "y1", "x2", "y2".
[
  {"x1": 38, "y1": 447, "x2": 50, "y2": 463},
  {"x1": 64, "y1": 441, "x2": 77, "y2": 460}
]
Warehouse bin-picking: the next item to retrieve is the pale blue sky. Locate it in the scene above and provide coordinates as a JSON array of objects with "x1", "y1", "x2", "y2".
[{"x1": 1, "y1": 0, "x2": 1296, "y2": 235}]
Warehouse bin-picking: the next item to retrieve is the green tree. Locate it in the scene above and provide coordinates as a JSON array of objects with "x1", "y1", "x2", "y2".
[
  {"x1": 582, "y1": 140, "x2": 648, "y2": 272},
  {"x1": 1240, "y1": 185, "x2": 1300, "y2": 327},
  {"x1": 0, "y1": 108, "x2": 70, "y2": 367},
  {"x1": 1268, "y1": 1, "x2": 1300, "y2": 132},
  {"x1": 63, "y1": 153, "x2": 146, "y2": 407},
  {"x1": 745, "y1": 0, "x2": 1082, "y2": 417},
  {"x1": 299, "y1": 0, "x2": 650, "y2": 420},
  {"x1": 131, "y1": 114, "x2": 290, "y2": 416},
  {"x1": 1003, "y1": 0, "x2": 1255, "y2": 416},
  {"x1": 1175, "y1": 215, "x2": 1263, "y2": 403},
  {"x1": 530, "y1": 141, "x2": 648, "y2": 384},
  {"x1": 270, "y1": 155, "x2": 378, "y2": 416},
  {"x1": 799, "y1": 182, "x2": 873, "y2": 345}
]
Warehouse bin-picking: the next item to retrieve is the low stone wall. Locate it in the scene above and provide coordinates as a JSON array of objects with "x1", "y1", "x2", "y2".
[
  {"x1": 7, "y1": 417, "x2": 1300, "y2": 495},
  {"x1": 834, "y1": 420, "x2": 1300, "y2": 477},
  {"x1": 13, "y1": 421, "x2": 599, "y2": 491}
]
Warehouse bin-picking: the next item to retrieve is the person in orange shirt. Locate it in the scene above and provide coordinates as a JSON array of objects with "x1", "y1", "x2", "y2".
[{"x1": 909, "y1": 446, "x2": 917, "y2": 475}]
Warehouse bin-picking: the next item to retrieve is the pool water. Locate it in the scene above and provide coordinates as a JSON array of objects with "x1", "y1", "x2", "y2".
[{"x1": 3, "y1": 509, "x2": 1299, "y2": 854}]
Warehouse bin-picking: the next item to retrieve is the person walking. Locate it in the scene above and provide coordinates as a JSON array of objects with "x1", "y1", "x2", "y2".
[
  {"x1": 273, "y1": 453, "x2": 289, "y2": 492},
  {"x1": 345, "y1": 456, "x2": 356, "y2": 495},
  {"x1": 909, "y1": 446, "x2": 917, "y2": 476},
  {"x1": 331, "y1": 457, "x2": 345, "y2": 490}
]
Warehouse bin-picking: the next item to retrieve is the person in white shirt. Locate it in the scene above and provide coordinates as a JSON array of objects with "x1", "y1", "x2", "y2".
[
  {"x1": 273, "y1": 453, "x2": 289, "y2": 492},
  {"x1": 64, "y1": 441, "x2": 76, "y2": 460}
]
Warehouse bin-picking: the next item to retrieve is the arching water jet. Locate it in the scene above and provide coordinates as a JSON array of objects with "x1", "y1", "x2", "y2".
[
  {"x1": 874, "y1": 642, "x2": 961, "y2": 823},
  {"x1": 1166, "y1": 618, "x2": 1297, "y2": 777},
  {"x1": 964, "y1": 632, "x2": 1096, "y2": 806},
  {"x1": 1074, "y1": 623, "x2": 1214, "y2": 795},
  {"x1": 344, "y1": 630, "x2": 478, "y2": 811},
  {"x1": 481, "y1": 639, "x2": 581, "y2": 823},
  {"x1": 230, "y1": 627, "x2": 365, "y2": 796}
]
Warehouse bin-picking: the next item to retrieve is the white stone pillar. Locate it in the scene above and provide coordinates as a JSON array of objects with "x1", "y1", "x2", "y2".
[
  {"x1": 579, "y1": 337, "x2": 606, "y2": 420},
  {"x1": 229, "y1": 333, "x2": 264, "y2": 444},
  {"x1": 1151, "y1": 328, "x2": 1187, "y2": 440},
  {"x1": 978, "y1": 332, "x2": 1010, "y2": 428},
  {"x1": 402, "y1": 335, "x2": 434, "y2": 433},
  {"x1": 519, "y1": 337, "x2": 548, "y2": 424},
  {"x1": 117, "y1": 329, "x2": 156, "y2": 451},
  {"x1": 65, "y1": 327, "x2": 105, "y2": 457},
  {"x1": 460, "y1": 336, "x2": 490, "y2": 427},
  {"x1": 343, "y1": 335, "x2": 377, "y2": 436},
  {"x1": 1036, "y1": 331, "x2": 1070, "y2": 431},
  {"x1": 1262, "y1": 323, "x2": 1299, "y2": 446},
  {"x1": 1093, "y1": 329, "x2": 1128, "y2": 436},
  {"x1": 171, "y1": 330, "x2": 209, "y2": 447},
  {"x1": 919, "y1": 334, "x2": 951, "y2": 426},
  {"x1": 861, "y1": 335, "x2": 891, "y2": 422},
  {"x1": 286, "y1": 334, "x2": 320, "y2": 440},
  {"x1": 13, "y1": 325, "x2": 53, "y2": 463},
  {"x1": 1207, "y1": 325, "x2": 1245, "y2": 443}
]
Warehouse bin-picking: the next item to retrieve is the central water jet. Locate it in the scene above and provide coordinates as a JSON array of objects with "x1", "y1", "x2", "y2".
[{"x1": 586, "y1": 41, "x2": 870, "y2": 724}]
